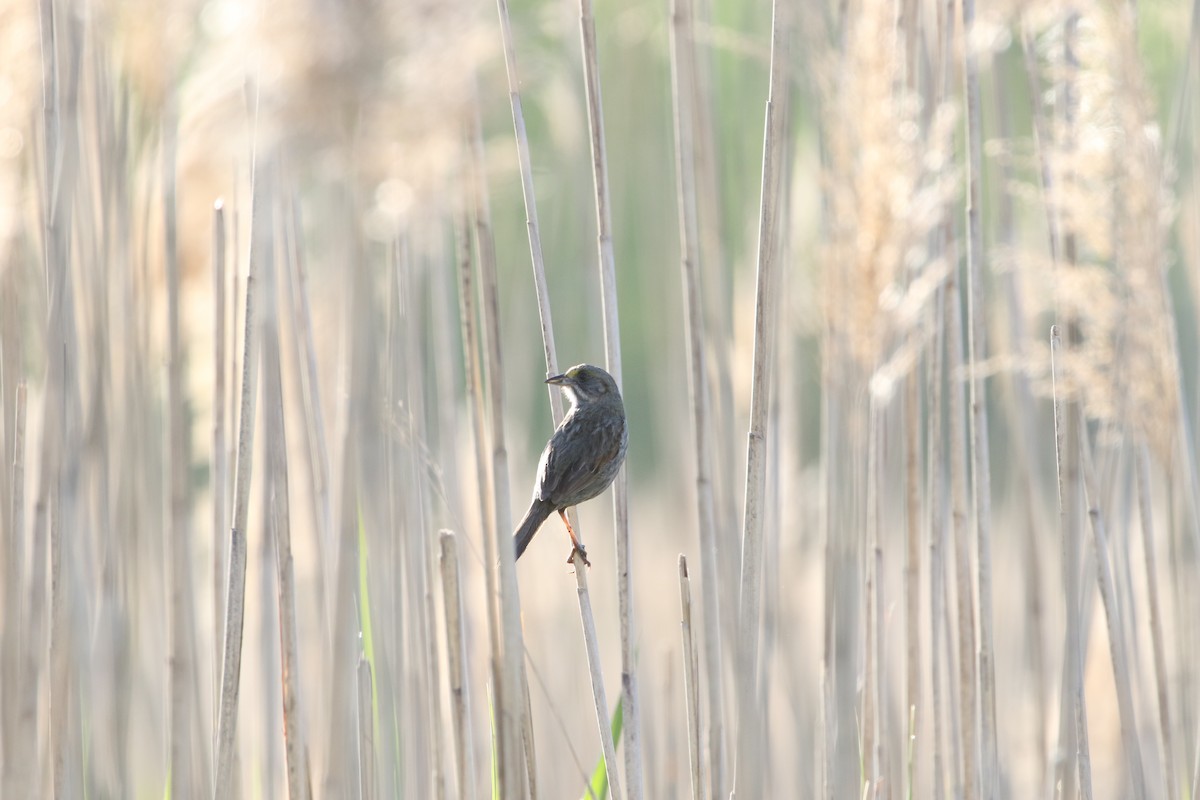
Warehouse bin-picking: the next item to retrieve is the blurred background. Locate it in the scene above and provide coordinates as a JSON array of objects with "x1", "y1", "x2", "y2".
[{"x1": 0, "y1": 0, "x2": 1198, "y2": 797}]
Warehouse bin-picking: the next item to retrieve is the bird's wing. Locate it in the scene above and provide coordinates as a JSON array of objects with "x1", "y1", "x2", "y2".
[{"x1": 535, "y1": 412, "x2": 626, "y2": 505}]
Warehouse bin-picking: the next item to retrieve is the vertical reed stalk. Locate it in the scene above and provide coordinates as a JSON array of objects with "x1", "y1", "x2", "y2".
[
  {"x1": 454, "y1": 195, "x2": 510, "y2": 795},
  {"x1": 926, "y1": 287, "x2": 947, "y2": 800},
  {"x1": 263, "y1": 234, "x2": 311, "y2": 800},
  {"x1": 1075, "y1": 411, "x2": 1146, "y2": 797},
  {"x1": 666, "y1": 0, "x2": 726, "y2": 795},
  {"x1": 439, "y1": 531, "x2": 478, "y2": 800},
  {"x1": 2, "y1": 383, "x2": 26, "y2": 797},
  {"x1": 282, "y1": 194, "x2": 333, "y2": 587},
  {"x1": 1050, "y1": 326, "x2": 1092, "y2": 800},
  {"x1": 904, "y1": 363, "x2": 921, "y2": 797},
  {"x1": 958, "y1": 3, "x2": 997, "y2": 794},
  {"x1": 946, "y1": 272, "x2": 978, "y2": 800},
  {"x1": 678, "y1": 556, "x2": 703, "y2": 800},
  {"x1": 214, "y1": 156, "x2": 265, "y2": 798},
  {"x1": 734, "y1": 2, "x2": 790, "y2": 796},
  {"x1": 494, "y1": 0, "x2": 623, "y2": 795},
  {"x1": 358, "y1": 655, "x2": 375, "y2": 800},
  {"x1": 212, "y1": 200, "x2": 228, "y2": 738},
  {"x1": 1134, "y1": 445, "x2": 1178, "y2": 798},
  {"x1": 575, "y1": 2, "x2": 641, "y2": 792},
  {"x1": 572, "y1": 556, "x2": 624, "y2": 800},
  {"x1": 493, "y1": 0, "x2": 563, "y2": 402},
  {"x1": 469, "y1": 98, "x2": 532, "y2": 800},
  {"x1": 164, "y1": 105, "x2": 207, "y2": 798}
]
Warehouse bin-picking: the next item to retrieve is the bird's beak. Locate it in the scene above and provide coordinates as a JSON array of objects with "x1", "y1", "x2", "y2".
[{"x1": 545, "y1": 373, "x2": 568, "y2": 386}]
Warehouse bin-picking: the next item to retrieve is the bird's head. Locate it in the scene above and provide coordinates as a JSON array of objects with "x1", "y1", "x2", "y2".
[{"x1": 545, "y1": 364, "x2": 620, "y2": 406}]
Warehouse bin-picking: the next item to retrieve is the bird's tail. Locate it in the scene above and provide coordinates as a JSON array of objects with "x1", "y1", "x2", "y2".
[{"x1": 514, "y1": 498, "x2": 554, "y2": 560}]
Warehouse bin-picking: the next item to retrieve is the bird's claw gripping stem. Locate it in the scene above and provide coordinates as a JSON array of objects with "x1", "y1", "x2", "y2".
[
  {"x1": 558, "y1": 508, "x2": 591, "y2": 568},
  {"x1": 567, "y1": 543, "x2": 591, "y2": 568}
]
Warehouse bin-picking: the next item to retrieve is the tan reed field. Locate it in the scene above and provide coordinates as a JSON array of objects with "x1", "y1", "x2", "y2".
[{"x1": 0, "y1": 0, "x2": 1198, "y2": 798}]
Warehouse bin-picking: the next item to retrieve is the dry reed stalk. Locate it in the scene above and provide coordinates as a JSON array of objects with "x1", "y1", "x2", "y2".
[
  {"x1": 988, "y1": 70, "x2": 1052, "y2": 794},
  {"x1": 958, "y1": 3, "x2": 997, "y2": 794},
  {"x1": 571, "y1": 555, "x2": 624, "y2": 800},
  {"x1": 926, "y1": 286, "x2": 946, "y2": 800},
  {"x1": 404, "y1": 244, "x2": 449, "y2": 800},
  {"x1": 574, "y1": 2, "x2": 641, "y2": 792},
  {"x1": 281, "y1": 194, "x2": 333, "y2": 600},
  {"x1": 520, "y1": 667, "x2": 538, "y2": 800},
  {"x1": 690, "y1": 9, "x2": 737, "y2": 723},
  {"x1": 439, "y1": 531, "x2": 478, "y2": 800},
  {"x1": 163, "y1": 106, "x2": 208, "y2": 799},
  {"x1": 487, "y1": 4, "x2": 561, "y2": 795},
  {"x1": 732, "y1": 1, "x2": 790, "y2": 796},
  {"x1": 677, "y1": 556, "x2": 703, "y2": 800},
  {"x1": 946, "y1": 272, "x2": 978, "y2": 800},
  {"x1": 1050, "y1": 326, "x2": 1092, "y2": 800},
  {"x1": 214, "y1": 156, "x2": 265, "y2": 798},
  {"x1": 1074, "y1": 409, "x2": 1146, "y2": 796},
  {"x1": 212, "y1": 200, "x2": 228, "y2": 731},
  {"x1": 49, "y1": 485, "x2": 67, "y2": 797},
  {"x1": 263, "y1": 237, "x2": 311, "y2": 800},
  {"x1": 493, "y1": 0, "x2": 563, "y2": 400},
  {"x1": 864, "y1": 400, "x2": 882, "y2": 793},
  {"x1": 36, "y1": 0, "x2": 64, "y2": 790},
  {"x1": 904, "y1": 362, "x2": 921, "y2": 797},
  {"x1": 666, "y1": 1, "x2": 726, "y2": 796},
  {"x1": 2, "y1": 382, "x2": 26, "y2": 796},
  {"x1": 469, "y1": 100, "x2": 534, "y2": 800},
  {"x1": 453, "y1": 193, "x2": 513, "y2": 795},
  {"x1": 493, "y1": 0, "x2": 624, "y2": 794},
  {"x1": 358, "y1": 654, "x2": 375, "y2": 800},
  {"x1": 1134, "y1": 445, "x2": 1179, "y2": 798}
]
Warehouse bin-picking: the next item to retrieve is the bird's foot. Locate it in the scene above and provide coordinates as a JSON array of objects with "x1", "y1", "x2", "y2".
[{"x1": 567, "y1": 543, "x2": 591, "y2": 568}]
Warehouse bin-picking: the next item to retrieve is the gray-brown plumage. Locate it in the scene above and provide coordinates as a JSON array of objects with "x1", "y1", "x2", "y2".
[{"x1": 514, "y1": 364, "x2": 628, "y2": 564}]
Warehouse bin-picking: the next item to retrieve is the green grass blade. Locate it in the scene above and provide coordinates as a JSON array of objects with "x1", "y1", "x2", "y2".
[{"x1": 581, "y1": 700, "x2": 624, "y2": 800}]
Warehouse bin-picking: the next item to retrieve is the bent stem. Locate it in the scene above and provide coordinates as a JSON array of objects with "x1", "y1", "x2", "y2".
[{"x1": 493, "y1": 0, "x2": 624, "y2": 795}]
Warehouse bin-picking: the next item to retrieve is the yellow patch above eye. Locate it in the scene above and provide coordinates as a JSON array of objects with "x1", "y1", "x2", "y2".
[{"x1": 567, "y1": 367, "x2": 584, "y2": 379}]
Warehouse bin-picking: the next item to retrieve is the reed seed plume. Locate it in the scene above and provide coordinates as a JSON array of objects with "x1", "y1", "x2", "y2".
[
  {"x1": 818, "y1": 2, "x2": 958, "y2": 381},
  {"x1": 1022, "y1": 1, "x2": 1179, "y2": 457}
]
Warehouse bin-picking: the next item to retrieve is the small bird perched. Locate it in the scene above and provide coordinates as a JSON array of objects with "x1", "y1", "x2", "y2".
[{"x1": 514, "y1": 364, "x2": 628, "y2": 566}]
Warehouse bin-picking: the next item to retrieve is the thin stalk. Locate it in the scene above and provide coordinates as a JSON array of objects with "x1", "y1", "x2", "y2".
[
  {"x1": 946, "y1": 270, "x2": 978, "y2": 800},
  {"x1": 283, "y1": 193, "x2": 333, "y2": 596},
  {"x1": 864, "y1": 400, "x2": 881, "y2": 792},
  {"x1": 678, "y1": 556, "x2": 703, "y2": 800},
  {"x1": 1075, "y1": 412, "x2": 1147, "y2": 797},
  {"x1": 734, "y1": 1, "x2": 790, "y2": 796},
  {"x1": 572, "y1": 553, "x2": 624, "y2": 800},
  {"x1": 407, "y1": 246, "x2": 447, "y2": 800},
  {"x1": 926, "y1": 286, "x2": 946, "y2": 800},
  {"x1": 214, "y1": 157, "x2": 265, "y2": 798},
  {"x1": 667, "y1": 0, "x2": 726, "y2": 796},
  {"x1": 468, "y1": 95, "x2": 532, "y2": 800},
  {"x1": 212, "y1": 199, "x2": 228, "y2": 741},
  {"x1": 440, "y1": 531, "x2": 478, "y2": 800},
  {"x1": 358, "y1": 655, "x2": 375, "y2": 800},
  {"x1": 264, "y1": 244, "x2": 311, "y2": 800},
  {"x1": 959, "y1": 2, "x2": 997, "y2": 794},
  {"x1": 575, "y1": 1, "x2": 641, "y2": 792},
  {"x1": 2, "y1": 383, "x2": 26, "y2": 797},
  {"x1": 164, "y1": 105, "x2": 206, "y2": 799},
  {"x1": 494, "y1": 0, "x2": 623, "y2": 795},
  {"x1": 904, "y1": 362, "x2": 921, "y2": 798},
  {"x1": 1134, "y1": 444, "x2": 1178, "y2": 799},
  {"x1": 489, "y1": 3, "x2": 555, "y2": 794},
  {"x1": 1050, "y1": 326, "x2": 1092, "y2": 800},
  {"x1": 493, "y1": 0, "x2": 563, "y2": 402},
  {"x1": 453, "y1": 194, "x2": 506, "y2": 795}
]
